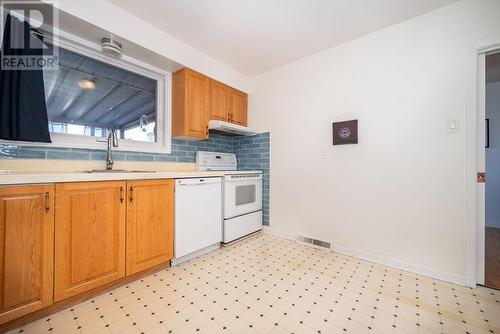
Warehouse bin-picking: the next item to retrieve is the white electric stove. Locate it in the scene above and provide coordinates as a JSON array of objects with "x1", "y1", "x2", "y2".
[{"x1": 196, "y1": 151, "x2": 263, "y2": 243}]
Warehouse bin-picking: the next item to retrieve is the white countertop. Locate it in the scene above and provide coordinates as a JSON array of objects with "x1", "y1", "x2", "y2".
[{"x1": 0, "y1": 170, "x2": 225, "y2": 185}]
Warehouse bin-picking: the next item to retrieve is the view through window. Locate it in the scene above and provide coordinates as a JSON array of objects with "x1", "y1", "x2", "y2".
[{"x1": 43, "y1": 46, "x2": 157, "y2": 143}]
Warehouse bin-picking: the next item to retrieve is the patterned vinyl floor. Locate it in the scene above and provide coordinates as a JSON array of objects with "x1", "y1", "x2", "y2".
[{"x1": 8, "y1": 233, "x2": 500, "y2": 334}]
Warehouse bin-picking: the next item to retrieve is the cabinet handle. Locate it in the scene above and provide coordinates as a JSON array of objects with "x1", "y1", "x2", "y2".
[
  {"x1": 45, "y1": 192, "x2": 50, "y2": 212},
  {"x1": 120, "y1": 186, "x2": 124, "y2": 203},
  {"x1": 129, "y1": 186, "x2": 134, "y2": 203},
  {"x1": 206, "y1": 125, "x2": 209, "y2": 136}
]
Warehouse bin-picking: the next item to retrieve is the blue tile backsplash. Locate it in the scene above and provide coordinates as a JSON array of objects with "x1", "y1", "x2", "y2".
[
  {"x1": 233, "y1": 133, "x2": 270, "y2": 226},
  {"x1": 0, "y1": 132, "x2": 271, "y2": 226}
]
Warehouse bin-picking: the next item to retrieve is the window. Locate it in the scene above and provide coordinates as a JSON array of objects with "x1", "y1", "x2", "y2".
[
  {"x1": 44, "y1": 46, "x2": 158, "y2": 143},
  {"x1": 124, "y1": 121, "x2": 156, "y2": 143},
  {"x1": 1, "y1": 35, "x2": 171, "y2": 153},
  {"x1": 235, "y1": 185, "x2": 256, "y2": 206}
]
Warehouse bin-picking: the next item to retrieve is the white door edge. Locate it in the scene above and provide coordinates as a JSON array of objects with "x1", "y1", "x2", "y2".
[{"x1": 465, "y1": 36, "x2": 500, "y2": 288}]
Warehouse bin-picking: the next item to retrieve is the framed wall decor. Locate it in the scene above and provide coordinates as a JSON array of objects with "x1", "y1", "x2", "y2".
[{"x1": 333, "y1": 120, "x2": 358, "y2": 145}]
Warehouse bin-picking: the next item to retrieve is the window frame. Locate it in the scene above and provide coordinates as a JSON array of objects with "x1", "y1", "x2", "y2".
[{"x1": 0, "y1": 31, "x2": 172, "y2": 154}]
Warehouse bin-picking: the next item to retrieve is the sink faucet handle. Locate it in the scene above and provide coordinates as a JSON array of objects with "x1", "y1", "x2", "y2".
[{"x1": 112, "y1": 129, "x2": 119, "y2": 147}]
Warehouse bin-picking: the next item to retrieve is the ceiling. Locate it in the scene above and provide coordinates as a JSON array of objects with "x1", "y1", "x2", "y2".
[
  {"x1": 57, "y1": 9, "x2": 183, "y2": 73},
  {"x1": 486, "y1": 52, "x2": 500, "y2": 84},
  {"x1": 108, "y1": 0, "x2": 458, "y2": 75},
  {"x1": 44, "y1": 47, "x2": 156, "y2": 130}
]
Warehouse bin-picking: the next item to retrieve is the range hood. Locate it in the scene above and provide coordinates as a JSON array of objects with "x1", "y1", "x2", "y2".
[{"x1": 208, "y1": 120, "x2": 258, "y2": 136}]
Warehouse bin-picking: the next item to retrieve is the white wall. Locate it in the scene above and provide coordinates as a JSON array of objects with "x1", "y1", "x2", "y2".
[
  {"x1": 250, "y1": 0, "x2": 500, "y2": 284},
  {"x1": 486, "y1": 81, "x2": 500, "y2": 228},
  {"x1": 54, "y1": 0, "x2": 250, "y2": 92}
]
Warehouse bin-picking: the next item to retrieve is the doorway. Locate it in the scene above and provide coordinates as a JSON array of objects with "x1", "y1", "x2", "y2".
[{"x1": 484, "y1": 51, "x2": 500, "y2": 290}]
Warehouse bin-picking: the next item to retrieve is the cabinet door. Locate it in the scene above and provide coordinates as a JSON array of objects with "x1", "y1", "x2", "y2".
[
  {"x1": 0, "y1": 185, "x2": 54, "y2": 324},
  {"x1": 229, "y1": 88, "x2": 248, "y2": 126},
  {"x1": 186, "y1": 69, "x2": 210, "y2": 138},
  {"x1": 126, "y1": 180, "x2": 174, "y2": 275},
  {"x1": 54, "y1": 181, "x2": 126, "y2": 302},
  {"x1": 209, "y1": 79, "x2": 229, "y2": 121}
]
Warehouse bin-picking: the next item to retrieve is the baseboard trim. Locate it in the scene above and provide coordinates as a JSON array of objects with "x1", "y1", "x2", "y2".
[
  {"x1": 331, "y1": 244, "x2": 465, "y2": 286},
  {"x1": 261, "y1": 226, "x2": 466, "y2": 286}
]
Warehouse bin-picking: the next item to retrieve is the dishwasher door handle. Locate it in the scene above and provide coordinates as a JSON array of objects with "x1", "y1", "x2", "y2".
[{"x1": 176, "y1": 178, "x2": 221, "y2": 186}]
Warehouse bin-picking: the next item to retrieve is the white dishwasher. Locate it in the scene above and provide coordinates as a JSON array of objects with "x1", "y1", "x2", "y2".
[{"x1": 173, "y1": 177, "x2": 222, "y2": 264}]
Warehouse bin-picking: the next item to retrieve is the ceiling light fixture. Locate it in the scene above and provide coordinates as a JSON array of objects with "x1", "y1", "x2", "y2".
[{"x1": 78, "y1": 79, "x2": 96, "y2": 90}]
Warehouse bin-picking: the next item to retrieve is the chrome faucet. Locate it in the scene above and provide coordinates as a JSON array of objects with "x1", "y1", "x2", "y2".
[{"x1": 106, "y1": 129, "x2": 119, "y2": 170}]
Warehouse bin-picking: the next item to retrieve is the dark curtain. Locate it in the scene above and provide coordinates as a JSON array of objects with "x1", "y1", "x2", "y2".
[{"x1": 0, "y1": 14, "x2": 51, "y2": 142}]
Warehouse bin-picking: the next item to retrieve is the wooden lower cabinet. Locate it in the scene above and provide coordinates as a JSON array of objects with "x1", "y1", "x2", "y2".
[
  {"x1": 0, "y1": 178, "x2": 174, "y2": 326},
  {"x1": 126, "y1": 179, "x2": 174, "y2": 275},
  {"x1": 54, "y1": 181, "x2": 126, "y2": 301},
  {"x1": 0, "y1": 185, "x2": 54, "y2": 325}
]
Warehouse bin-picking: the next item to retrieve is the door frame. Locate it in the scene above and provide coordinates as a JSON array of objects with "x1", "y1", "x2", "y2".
[{"x1": 465, "y1": 36, "x2": 500, "y2": 287}]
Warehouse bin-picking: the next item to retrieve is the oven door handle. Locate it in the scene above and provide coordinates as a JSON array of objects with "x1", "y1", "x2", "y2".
[{"x1": 225, "y1": 176, "x2": 262, "y2": 182}]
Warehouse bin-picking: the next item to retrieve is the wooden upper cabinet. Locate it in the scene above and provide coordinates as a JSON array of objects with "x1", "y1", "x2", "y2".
[
  {"x1": 126, "y1": 179, "x2": 174, "y2": 275},
  {"x1": 209, "y1": 79, "x2": 229, "y2": 122},
  {"x1": 173, "y1": 67, "x2": 249, "y2": 139},
  {"x1": 0, "y1": 185, "x2": 54, "y2": 324},
  {"x1": 209, "y1": 79, "x2": 248, "y2": 126},
  {"x1": 172, "y1": 68, "x2": 210, "y2": 139},
  {"x1": 54, "y1": 181, "x2": 126, "y2": 302},
  {"x1": 228, "y1": 88, "x2": 248, "y2": 126}
]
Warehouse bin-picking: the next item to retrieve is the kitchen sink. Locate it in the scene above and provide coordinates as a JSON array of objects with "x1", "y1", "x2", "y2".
[{"x1": 86, "y1": 169, "x2": 156, "y2": 173}]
